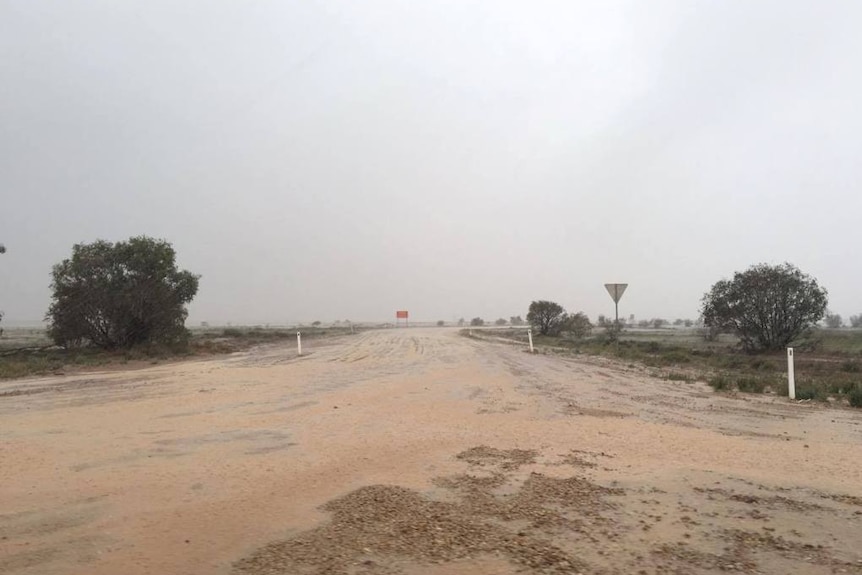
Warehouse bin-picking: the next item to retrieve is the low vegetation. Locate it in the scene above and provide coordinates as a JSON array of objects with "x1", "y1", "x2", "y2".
[
  {"x1": 471, "y1": 327, "x2": 862, "y2": 409},
  {"x1": 527, "y1": 300, "x2": 592, "y2": 338},
  {"x1": 0, "y1": 325, "x2": 357, "y2": 380}
]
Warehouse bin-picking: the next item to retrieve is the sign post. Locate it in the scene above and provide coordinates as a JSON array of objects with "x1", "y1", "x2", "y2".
[
  {"x1": 787, "y1": 348, "x2": 795, "y2": 400},
  {"x1": 297, "y1": 331, "x2": 302, "y2": 356},
  {"x1": 396, "y1": 310, "x2": 409, "y2": 328},
  {"x1": 528, "y1": 328, "x2": 534, "y2": 354},
  {"x1": 604, "y1": 283, "x2": 628, "y2": 327}
]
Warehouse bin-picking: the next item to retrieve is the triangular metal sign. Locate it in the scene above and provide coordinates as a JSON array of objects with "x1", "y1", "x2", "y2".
[{"x1": 604, "y1": 283, "x2": 628, "y2": 303}]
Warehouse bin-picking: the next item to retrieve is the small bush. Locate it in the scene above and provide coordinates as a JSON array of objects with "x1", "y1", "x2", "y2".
[
  {"x1": 562, "y1": 312, "x2": 593, "y2": 339},
  {"x1": 736, "y1": 376, "x2": 768, "y2": 394},
  {"x1": 666, "y1": 372, "x2": 691, "y2": 382},
  {"x1": 840, "y1": 361, "x2": 860, "y2": 373},
  {"x1": 222, "y1": 328, "x2": 243, "y2": 338},
  {"x1": 709, "y1": 374, "x2": 733, "y2": 391},
  {"x1": 794, "y1": 383, "x2": 825, "y2": 401},
  {"x1": 849, "y1": 387, "x2": 862, "y2": 408}
]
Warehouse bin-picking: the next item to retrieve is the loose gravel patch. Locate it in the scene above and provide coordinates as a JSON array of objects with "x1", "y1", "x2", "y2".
[{"x1": 232, "y1": 447, "x2": 627, "y2": 575}]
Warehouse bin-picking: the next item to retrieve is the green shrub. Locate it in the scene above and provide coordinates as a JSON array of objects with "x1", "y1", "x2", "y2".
[
  {"x1": 222, "y1": 328, "x2": 243, "y2": 338},
  {"x1": 794, "y1": 383, "x2": 825, "y2": 401},
  {"x1": 736, "y1": 376, "x2": 768, "y2": 394},
  {"x1": 848, "y1": 387, "x2": 862, "y2": 408},
  {"x1": 709, "y1": 374, "x2": 732, "y2": 391},
  {"x1": 666, "y1": 372, "x2": 691, "y2": 382}
]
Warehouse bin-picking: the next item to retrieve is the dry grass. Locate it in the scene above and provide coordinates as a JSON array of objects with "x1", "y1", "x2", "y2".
[
  {"x1": 468, "y1": 327, "x2": 862, "y2": 408},
  {"x1": 0, "y1": 325, "x2": 359, "y2": 379}
]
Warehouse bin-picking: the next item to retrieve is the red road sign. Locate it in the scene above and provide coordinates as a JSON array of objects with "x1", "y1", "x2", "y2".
[{"x1": 396, "y1": 310, "x2": 409, "y2": 319}]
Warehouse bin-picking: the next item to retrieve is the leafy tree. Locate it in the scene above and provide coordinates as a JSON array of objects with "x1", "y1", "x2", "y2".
[
  {"x1": 46, "y1": 237, "x2": 199, "y2": 349},
  {"x1": 652, "y1": 318, "x2": 668, "y2": 329},
  {"x1": 699, "y1": 324, "x2": 722, "y2": 342},
  {"x1": 457, "y1": 318, "x2": 465, "y2": 327},
  {"x1": 561, "y1": 312, "x2": 592, "y2": 339},
  {"x1": 596, "y1": 314, "x2": 609, "y2": 327},
  {"x1": 850, "y1": 314, "x2": 862, "y2": 328},
  {"x1": 495, "y1": 318, "x2": 507, "y2": 326},
  {"x1": 312, "y1": 321, "x2": 322, "y2": 327},
  {"x1": 824, "y1": 312, "x2": 843, "y2": 328},
  {"x1": 527, "y1": 300, "x2": 566, "y2": 336},
  {"x1": 436, "y1": 320, "x2": 445, "y2": 327},
  {"x1": 510, "y1": 316, "x2": 524, "y2": 326},
  {"x1": 684, "y1": 319, "x2": 694, "y2": 327},
  {"x1": 637, "y1": 320, "x2": 651, "y2": 328},
  {"x1": 470, "y1": 317, "x2": 485, "y2": 326},
  {"x1": 701, "y1": 263, "x2": 827, "y2": 352}
]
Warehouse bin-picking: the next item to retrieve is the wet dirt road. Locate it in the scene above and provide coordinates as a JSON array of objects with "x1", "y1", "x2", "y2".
[{"x1": 2, "y1": 328, "x2": 861, "y2": 575}]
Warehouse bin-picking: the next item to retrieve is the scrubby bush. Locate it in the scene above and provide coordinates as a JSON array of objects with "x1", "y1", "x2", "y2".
[
  {"x1": 736, "y1": 377, "x2": 768, "y2": 394},
  {"x1": 47, "y1": 237, "x2": 199, "y2": 349},
  {"x1": 794, "y1": 383, "x2": 825, "y2": 401},
  {"x1": 709, "y1": 374, "x2": 733, "y2": 391},
  {"x1": 561, "y1": 312, "x2": 592, "y2": 339},
  {"x1": 701, "y1": 263, "x2": 827, "y2": 352},
  {"x1": 470, "y1": 317, "x2": 485, "y2": 326},
  {"x1": 527, "y1": 300, "x2": 566, "y2": 336}
]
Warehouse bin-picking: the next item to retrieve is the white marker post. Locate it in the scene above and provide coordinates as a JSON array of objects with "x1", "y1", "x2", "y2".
[
  {"x1": 787, "y1": 347, "x2": 795, "y2": 399},
  {"x1": 528, "y1": 328, "x2": 534, "y2": 354},
  {"x1": 297, "y1": 331, "x2": 302, "y2": 356}
]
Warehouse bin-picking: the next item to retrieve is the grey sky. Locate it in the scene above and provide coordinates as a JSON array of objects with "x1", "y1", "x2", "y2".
[{"x1": 2, "y1": 1, "x2": 861, "y2": 326}]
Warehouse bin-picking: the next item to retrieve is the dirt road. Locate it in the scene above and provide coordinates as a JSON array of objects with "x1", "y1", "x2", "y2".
[{"x1": 2, "y1": 328, "x2": 861, "y2": 575}]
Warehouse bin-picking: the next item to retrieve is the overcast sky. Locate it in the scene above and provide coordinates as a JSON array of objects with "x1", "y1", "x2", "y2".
[{"x1": 2, "y1": 1, "x2": 861, "y2": 326}]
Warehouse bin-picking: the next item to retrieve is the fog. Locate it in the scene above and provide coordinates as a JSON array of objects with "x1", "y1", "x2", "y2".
[{"x1": 2, "y1": 1, "x2": 861, "y2": 326}]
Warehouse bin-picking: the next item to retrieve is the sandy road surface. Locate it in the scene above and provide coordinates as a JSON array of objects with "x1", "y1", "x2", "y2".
[{"x1": 2, "y1": 328, "x2": 861, "y2": 575}]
